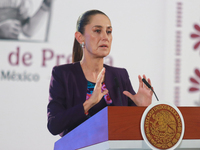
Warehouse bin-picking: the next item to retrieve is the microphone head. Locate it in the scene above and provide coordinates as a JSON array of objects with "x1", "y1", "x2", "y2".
[{"x1": 142, "y1": 78, "x2": 151, "y2": 89}]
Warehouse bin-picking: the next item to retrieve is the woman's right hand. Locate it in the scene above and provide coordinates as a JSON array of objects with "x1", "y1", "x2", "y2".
[{"x1": 83, "y1": 67, "x2": 108, "y2": 113}]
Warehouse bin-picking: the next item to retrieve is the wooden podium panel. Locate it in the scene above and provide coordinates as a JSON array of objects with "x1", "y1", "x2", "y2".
[
  {"x1": 54, "y1": 106, "x2": 200, "y2": 150},
  {"x1": 179, "y1": 107, "x2": 200, "y2": 139},
  {"x1": 107, "y1": 106, "x2": 200, "y2": 140}
]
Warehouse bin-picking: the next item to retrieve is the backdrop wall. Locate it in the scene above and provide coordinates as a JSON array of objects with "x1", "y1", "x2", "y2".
[{"x1": 0, "y1": 0, "x2": 199, "y2": 150}]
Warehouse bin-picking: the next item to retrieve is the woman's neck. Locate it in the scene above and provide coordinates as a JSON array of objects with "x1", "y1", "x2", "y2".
[{"x1": 80, "y1": 57, "x2": 104, "y2": 83}]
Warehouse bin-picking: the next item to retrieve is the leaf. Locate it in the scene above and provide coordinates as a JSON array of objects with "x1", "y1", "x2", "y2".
[
  {"x1": 191, "y1": 34, "x2": 200, "y2": 38},
  {"x1": 189, "y1": 87, "x2": 199, "y2": 92},
  {"x1": 194, "y1": 41, "x2": 200, "y2": 49},
  {"x1": 195, "y1": 69, "x2": 200, "y2": 78},
  {"x1": 194, "y1": 24, "x2": 200, "y2": 32},
  {"x1": 190, "y1": 77, "x2": 199, "y2": 84}
]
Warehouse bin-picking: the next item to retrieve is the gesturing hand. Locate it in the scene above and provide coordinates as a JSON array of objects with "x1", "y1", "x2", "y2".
[
  {"x1": 123, "y1": 75, "x2": 153, "y2": 106},
  {"x1": 83, "y1": 68, "x2": 108, "y2": 113}
]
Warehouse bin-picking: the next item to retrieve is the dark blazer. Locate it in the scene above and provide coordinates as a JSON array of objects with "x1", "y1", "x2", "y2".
[{"x1": 47, "y1": 62, "x2": 136, "y2": 136}]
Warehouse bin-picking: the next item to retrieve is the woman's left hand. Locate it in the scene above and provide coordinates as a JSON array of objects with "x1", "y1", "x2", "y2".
[{"x1": 123, "y1": 75, "x2": 153, "y2": 106}]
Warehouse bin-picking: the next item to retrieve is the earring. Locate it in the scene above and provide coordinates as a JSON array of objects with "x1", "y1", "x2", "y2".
[{"x1": 81, "y1": 42, "x2": 85, "y2": 49}]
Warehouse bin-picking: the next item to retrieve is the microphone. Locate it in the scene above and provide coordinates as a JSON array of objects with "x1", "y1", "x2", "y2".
[
  {"x1": 114, "y1": 77, "x2": 123, "y2": 106},
  {"x1": 142, "y1": 78, "x2": 159, "y2": 101}
]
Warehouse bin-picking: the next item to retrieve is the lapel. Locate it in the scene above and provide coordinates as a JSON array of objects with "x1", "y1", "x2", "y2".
[
  {"x1": 71, "y1": 62, "x2": 87, "y2": 103},
  {"x1": 104, "y1": 65, "x2": 121, "y2": 106}
]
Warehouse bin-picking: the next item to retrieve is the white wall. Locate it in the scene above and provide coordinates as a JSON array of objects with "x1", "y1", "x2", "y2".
[{"x1": 0, "y1": 0, "x2": 199, "y2": 150}]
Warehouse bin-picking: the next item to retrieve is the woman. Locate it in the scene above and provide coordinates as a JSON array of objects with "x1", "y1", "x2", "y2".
[{"x1": 47, "y1": 9, "x2": 153, "y2": 137}]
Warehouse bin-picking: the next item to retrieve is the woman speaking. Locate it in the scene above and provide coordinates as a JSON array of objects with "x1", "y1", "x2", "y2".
[{"x1": 47, "y1": 9, "x2": 153, "y2": 137}]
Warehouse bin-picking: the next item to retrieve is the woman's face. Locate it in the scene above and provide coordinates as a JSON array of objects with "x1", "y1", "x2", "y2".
[{"x1": 82, "y1": 14, "x2": 112, "y2": 58}]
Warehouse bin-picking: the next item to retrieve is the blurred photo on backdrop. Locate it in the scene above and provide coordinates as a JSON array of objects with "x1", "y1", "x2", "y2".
[{"x1": 0, "y1": 0, "x2": 53, "y2": 42}]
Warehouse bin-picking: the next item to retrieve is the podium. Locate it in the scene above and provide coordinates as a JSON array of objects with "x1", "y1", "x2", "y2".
[{"x1": 54, "y1": 106, "x2": 200, "y2": 150}]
